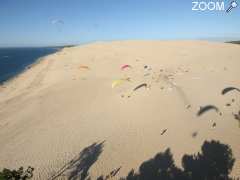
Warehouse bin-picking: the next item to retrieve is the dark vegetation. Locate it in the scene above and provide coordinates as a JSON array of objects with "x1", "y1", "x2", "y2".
[
  {"x1": 227, "y1": 41, "x2": 240, "y2": 45},
  {"x1": 1, "y1": 140, "x2": 239, "y2": 180},
  {"x1": 51, "y1": 45, "x2": 76, "y2": 49},
  {"x1": 0, "y1": 167, "x2": 34, "y2": 180}
]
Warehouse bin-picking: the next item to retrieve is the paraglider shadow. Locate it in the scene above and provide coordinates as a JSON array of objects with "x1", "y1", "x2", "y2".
[
  {"x1": 222, "y1": 87, "x2": 240, "y2": 95},
  {"x1": 121, "y1": 140, "x2": 236, "y2": 180},
  {"x1": 50, "y1": 141, "x2": 105, "y2": 180},
  {"x1": 197, "y1": 105, "x2": 219, "y2": 116}
]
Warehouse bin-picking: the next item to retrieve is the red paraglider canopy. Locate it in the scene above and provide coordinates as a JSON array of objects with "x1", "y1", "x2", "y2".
[{"x1": 121, "y1": 64, "x2": 132, "y2": 70}]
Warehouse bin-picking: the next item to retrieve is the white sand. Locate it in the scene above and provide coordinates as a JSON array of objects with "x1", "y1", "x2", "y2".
[{"x1": 0, "y1": 41, "x2": 240, "y2": 179}]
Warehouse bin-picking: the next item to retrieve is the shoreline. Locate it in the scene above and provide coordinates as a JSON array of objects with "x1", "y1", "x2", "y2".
[{"x1": 0, "y1": 47, "x2": 64, "y2": 86}]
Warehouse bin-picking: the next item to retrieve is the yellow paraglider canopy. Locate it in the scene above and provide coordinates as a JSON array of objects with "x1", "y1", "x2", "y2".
[{"x1": 111, "y1": 78, "x2": 131, "y2": 88}]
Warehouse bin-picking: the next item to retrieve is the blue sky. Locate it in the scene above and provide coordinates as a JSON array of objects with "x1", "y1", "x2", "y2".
[{"x1": 0, "y1": 0, "x2": 240, "y2": 47}]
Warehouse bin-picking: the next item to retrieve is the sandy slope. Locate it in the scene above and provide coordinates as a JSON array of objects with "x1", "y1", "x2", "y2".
[{"x1": 0, "y1": 41, "x2": 240, "y2": 179}]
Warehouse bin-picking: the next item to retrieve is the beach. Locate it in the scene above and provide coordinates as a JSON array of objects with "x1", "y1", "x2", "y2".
[
  {"x1": 0, "y1": 41, "x2": 240, "y2": 179},
  {"x1": 0, "y1": 47, "x2": 59, "y2": 84}
]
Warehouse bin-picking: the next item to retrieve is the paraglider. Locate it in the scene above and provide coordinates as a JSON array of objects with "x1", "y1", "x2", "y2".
[
  {"x1": 51, "y1": 19, "x2": 64, "y2": 25},
  {"x1": 79, "y1": 65, "x2": 90, "y2": 70},
  {"x1": 112, "y1": 78, "x2": 131, "y2": 88},
  {"x1": 143, "y1": 65, "x2": 152, "y2": 71},
  {"x1": 112, "y1": 80, "x2": 125, "y2": 88},
  {"x1": 192, "y1": 132, "x2": 198, "y2": 138},
  {"x1": 51, "y1": 19, "x2": 64, "y2": 31},
  {"x1": 197, "y1": 105, "x2": 219, "y2": 116},
  {"x1": 212, "y1": 122, "x2": 217, "y2": 128},
  {"x1": 221, "y1": 87, "x2": 240, "y2": 95},
  {"x1": 133, "y1": 83, "x2": 147, "y2": 91},
  {"x1": 121, "y1": 64, "x2": 132, "y2": 70},
  {"x1": 233, "y1": 111, "x2": 240, "y2": 128},
  {"x1": 161, "y1": 129, "x2": 167, "y2": 135},
  {"x1": 225, "y1": 103, "x2": 231, "y2": 107}
]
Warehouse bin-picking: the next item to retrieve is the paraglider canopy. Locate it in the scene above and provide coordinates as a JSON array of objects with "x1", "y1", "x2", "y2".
[
  {"x1": 133, "y1": 83, "x2": 147, "y2": 91},
  {"x1": 221, "y1": 87, "x2": 240, "y2": 95},
  {"x1": 197, "y1": 105, "x2": 219, "y2": 116},
  {"x1": 51, "y1": 19, "x2": 64, "y2": 31},
  {"x1": 112, "y1": 78, "x2": 131, "y2": 88},
  {"x1": 51, "y1": 19, "x2": 64, "y2": 25},
  {"x1": 121, "y1": 64, "x2": 132, "y2": 70},
  {"x1": 79, "y1": 65, "x2": 90, "y2": 70}
]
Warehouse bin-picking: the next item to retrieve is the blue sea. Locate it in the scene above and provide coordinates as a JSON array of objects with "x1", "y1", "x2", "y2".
[{"x1": 0, "y1": 47, "x2": 59, "y2": 84}]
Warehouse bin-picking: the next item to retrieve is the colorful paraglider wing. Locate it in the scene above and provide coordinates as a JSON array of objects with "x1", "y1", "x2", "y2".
[
  {"x1": 112, "y1": 77, "x2": 131, "y2": 88},
  {"x1": 197, "y1": 105, "x2": 219, "y2": 116},
  {"x1": 221, "y1": 87, "x2": 240, "y2": 95},
  {"x1": 133, "y1": 83, "x2": 147, "y2": 91},
  {"x1": 121, "y1": 64, "x2": 132, "y2": 70},
  {"x1": 79, "y1": 65, "x2": 90, "y2": 70},
  {"x1": 112, "y1": 80, "x2": 124, "y2": 88}
]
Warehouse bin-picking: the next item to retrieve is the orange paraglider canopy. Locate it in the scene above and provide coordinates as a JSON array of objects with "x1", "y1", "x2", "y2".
[{"x1": 79, "y1": 65, "x2": 90, "y2": 70}]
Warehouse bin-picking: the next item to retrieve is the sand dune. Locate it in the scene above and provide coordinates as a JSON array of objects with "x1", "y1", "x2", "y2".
[{"x1": 0, "y1": 41, "x2": 240, "y2": 179}]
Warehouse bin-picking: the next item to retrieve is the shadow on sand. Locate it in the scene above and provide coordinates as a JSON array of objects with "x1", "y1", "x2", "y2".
[
  {"x1": 119, "y1": 140, "x2": 237, "y2": 180},
  {"x1": 98, "y1": 140, "x2": 238, "y2": 180},
  {"x1": 50, "y1": 141, "x2": 105, "y2": 180}
]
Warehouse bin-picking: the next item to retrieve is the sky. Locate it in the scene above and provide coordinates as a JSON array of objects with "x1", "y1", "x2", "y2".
[{"x1": 0, "y1": 0, "x2": 240, "y2": 47}]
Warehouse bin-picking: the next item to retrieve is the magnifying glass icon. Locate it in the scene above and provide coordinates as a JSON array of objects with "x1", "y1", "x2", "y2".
[{"x1": 226, "y1": 1, "x2": 238, "y2": 13}]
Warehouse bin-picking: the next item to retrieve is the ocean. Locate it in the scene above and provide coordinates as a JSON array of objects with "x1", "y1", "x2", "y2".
[{"x1": 0, "y1": 47, "x2": 59, "y2": 84}]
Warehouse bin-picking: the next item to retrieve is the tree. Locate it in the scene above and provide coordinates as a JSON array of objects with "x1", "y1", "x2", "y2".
[{"x1": 0, "y1": 166, "x2": 34, "y2": 180}]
